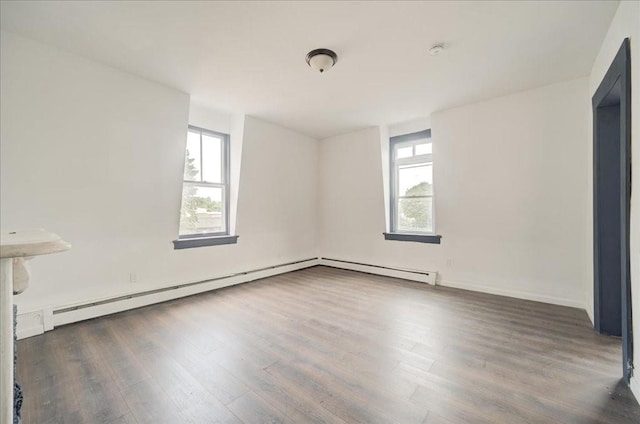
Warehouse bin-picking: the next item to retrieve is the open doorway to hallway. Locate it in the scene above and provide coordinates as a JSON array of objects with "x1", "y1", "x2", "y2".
[{"x1": 593, "y1": 38, "x2": 633, "y2": 384}]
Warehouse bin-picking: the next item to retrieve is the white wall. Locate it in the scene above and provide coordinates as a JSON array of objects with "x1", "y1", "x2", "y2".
[
  {"x1": 0, "y1": 32, "x2": 318, "y2": 318},
  {"x1": 319, "y1": 126, "x2": 388, "y2": 260},
  {"x1": 587, "y1": 0, "x2": 640, "y2": 399},
  {"x1": 319, "y1": 78, "x2": 590, "y2": 308},
  {"x1": 236, "y1": 116, "x2": 318, "y2": 263},
  {"x1": 388, "y1": 117, "x2": 432, "y2": 138}
]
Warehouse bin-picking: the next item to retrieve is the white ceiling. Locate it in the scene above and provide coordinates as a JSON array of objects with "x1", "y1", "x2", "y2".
[{"x1": 0, "y1": 1, "x2": 618, "y2": 139}]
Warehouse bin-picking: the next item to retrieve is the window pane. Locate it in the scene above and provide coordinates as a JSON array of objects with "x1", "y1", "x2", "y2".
[
  {"x1": 415, "y1": 143, "x2": 432, "y2": 155},
  {"x1": 185, "y1": 131, "x2": 201, "y2": 181},
  {"x1": 398, "y1": 197, "x2": 433, "y2": 233},
  {"x1": 202, "y1": 134, "x2": 222, "y2": 183},
  {"x1": 398, "y1": 164, "x2": 432, "y2": 196},
  {"x1": 396, "y1": 146, "x2": 413, "y2": 159},
  {"x1": 179, "y1": 185, "x2": 224, "y2": 235}
]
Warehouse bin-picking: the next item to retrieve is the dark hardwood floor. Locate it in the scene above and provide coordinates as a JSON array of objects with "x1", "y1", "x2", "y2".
[{"x1": 16, "y1": 266, "x2": 640, "y2": 423}]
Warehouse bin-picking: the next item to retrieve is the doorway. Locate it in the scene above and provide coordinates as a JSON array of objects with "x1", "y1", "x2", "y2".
[{"x1": 592, "y1": 38, "x2": 632, "y2": 383}]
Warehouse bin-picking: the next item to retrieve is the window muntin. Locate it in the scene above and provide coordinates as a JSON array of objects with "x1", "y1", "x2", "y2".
[
  {"x1": 178, "y1": 125, "x2": 229, "y2": 238},
  {"x1": 390, "y1": 130, "x2": 433, "y2": 234}
]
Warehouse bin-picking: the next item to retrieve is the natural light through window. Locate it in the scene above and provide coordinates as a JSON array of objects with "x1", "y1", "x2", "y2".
[
  {"x1": 178, "y1": 126, "x2": 229, "y2": 238},
  {"x1": 390, "y1": 130, "x2": 433, "y2": 234}
]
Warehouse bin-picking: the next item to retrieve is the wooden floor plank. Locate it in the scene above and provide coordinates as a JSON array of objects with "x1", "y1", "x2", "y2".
[{"x1": 16, "y1": 266, "x2": 640, "y2": 423}]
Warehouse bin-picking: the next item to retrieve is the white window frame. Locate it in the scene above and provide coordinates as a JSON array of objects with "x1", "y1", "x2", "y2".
[
  {"x1": 390, "y1": 129, "x2": 434, "y2": 235},
  {"x1": 178, "y1": 125, "x2": 230, "y2": 239}
]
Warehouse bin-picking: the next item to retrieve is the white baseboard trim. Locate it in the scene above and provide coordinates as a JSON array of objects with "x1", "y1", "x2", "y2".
[
  {"x1": 318, "y1": 260, "x2": 583, "y2": 309},
  {"x1": 585, "y1": 301, "x2": 595, "y2": 325},
  {"x1": 319, "y1": 257, "x2": 437, "y2": 285},
  {"x1": 17, "y1": 257, "x2": 319, "y2": 339},
  {"x1": 16, "y1": 258, "x2": 588, "y2": 338},
  {"x1": 15, "y1": 310, "x2": 47, "y2": 340},
  {"x1": 439, "y1": 279, "x2": 585, "y2": 309},
  {"x1": 631, "y1": 376, "x2": 640, "y2": 404}
]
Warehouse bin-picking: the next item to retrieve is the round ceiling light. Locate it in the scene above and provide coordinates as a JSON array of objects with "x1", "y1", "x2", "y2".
[{"x1": 305, "y1": 48, "x2": 338, "y2": 73}]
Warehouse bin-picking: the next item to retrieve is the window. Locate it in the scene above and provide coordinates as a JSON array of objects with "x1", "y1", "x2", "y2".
[
  {"x1": 385, "y1": 129, "x2": 441, "y2": 244},
  {"x1": 174, "y1": 125, "x2": 237, "y2": 249}
]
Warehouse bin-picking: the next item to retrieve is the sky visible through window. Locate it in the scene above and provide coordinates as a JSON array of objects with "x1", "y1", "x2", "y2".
[
  {"x1": 180, "y1": 129, "x2": 225, "y2": 236},
  {"x1": 399, "y1": 164, "x2": 432, "y2": 195},
  {"x1": 185, "y1": 131, "x2": 222, "y2": 183},
  {"x1": 397, "y1": 142, "x2": 432, "y2": 196},
  {"x1": 395, "y1": 141, "x2": 433, "y2": 233}
]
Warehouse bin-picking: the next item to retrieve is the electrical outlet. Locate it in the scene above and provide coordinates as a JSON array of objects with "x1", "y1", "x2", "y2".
[
  {"x1": 129, "y1": 272, "x2": 137, "y2": 283},
  {"x1": 446, "y1": 258, "x2": 453, "y2": 267}
]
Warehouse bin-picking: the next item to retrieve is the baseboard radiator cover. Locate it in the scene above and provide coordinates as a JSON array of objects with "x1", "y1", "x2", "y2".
[
  {"x1": 319, "y1": 257, "x2": 437, "y2": 285},
  {"x1": 16, "y1": 257, "x2": 320, "y2": 339}
]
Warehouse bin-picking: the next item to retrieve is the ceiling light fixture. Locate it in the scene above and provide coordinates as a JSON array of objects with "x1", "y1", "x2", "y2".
[
  {"x1": 428, "y1": 44, "x2": 445, "y2": 56},
  {"x1": 305, "y1": 48, "x2": 338, "y2": 73}
]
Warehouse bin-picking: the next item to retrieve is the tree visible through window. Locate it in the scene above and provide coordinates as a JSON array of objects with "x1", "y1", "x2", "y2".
[
  {"x1": 401, "y1": 181, "x2": 432, "y2": 230},
  {"x1": 390, "y1": 130, "x2": 434, "y2": 233},
  {"x1": 178, "y1": 126, "x2": 229, "y2": 238}
]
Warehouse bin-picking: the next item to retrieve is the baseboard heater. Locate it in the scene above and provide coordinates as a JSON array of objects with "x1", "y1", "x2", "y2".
[
  {"x1": 19, "y1": 256, "x2": 434, "y2": 338},
  {"x1": 50, "y1": 257, "x2": 319, "y2": 327},
  {"x1": 319, "y1": 257, "x2": 437, "y2": 285}
]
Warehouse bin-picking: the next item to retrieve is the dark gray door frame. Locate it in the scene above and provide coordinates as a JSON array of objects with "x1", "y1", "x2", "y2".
[{"x1": 592, "y1": 38, "x2": 632, "y2": 383}]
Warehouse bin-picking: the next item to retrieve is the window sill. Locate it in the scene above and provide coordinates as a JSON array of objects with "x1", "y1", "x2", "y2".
[
  {"x1": 383, "y1": 232, "x2": 441, "y2": 244},
  {"x1": 173, "y1": 235, "x2": 239, "y2": 250}
]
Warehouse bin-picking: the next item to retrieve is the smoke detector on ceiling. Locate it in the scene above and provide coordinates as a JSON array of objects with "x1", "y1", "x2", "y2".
[{"x1": 428, "y1": 44, "x2": 445, "y2": 56}]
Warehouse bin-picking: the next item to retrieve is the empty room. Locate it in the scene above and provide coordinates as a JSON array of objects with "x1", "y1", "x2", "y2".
[{"x1": 1, "y1": 1, "x2": 639, "y2": 423}]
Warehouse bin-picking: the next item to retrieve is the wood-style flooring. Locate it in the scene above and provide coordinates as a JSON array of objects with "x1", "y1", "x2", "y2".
[{"x1": 16, "y1": 266, "x2": 640, "y2": 423}]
